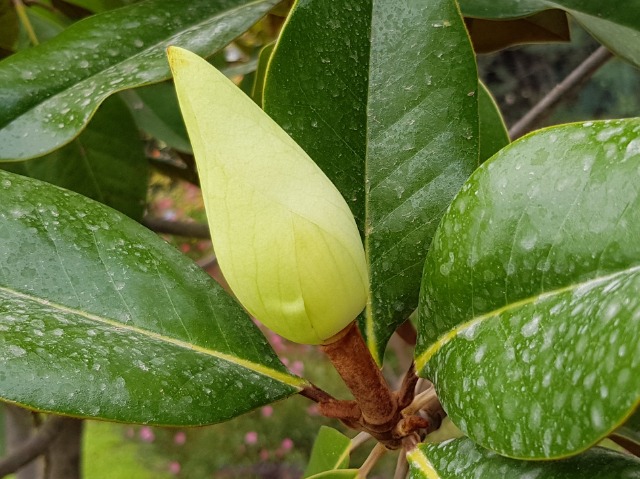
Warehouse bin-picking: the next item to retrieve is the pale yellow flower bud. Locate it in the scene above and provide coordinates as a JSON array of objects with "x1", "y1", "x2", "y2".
[{"x1": 167, "y1": 47, "x2": 369, "y2": 345}]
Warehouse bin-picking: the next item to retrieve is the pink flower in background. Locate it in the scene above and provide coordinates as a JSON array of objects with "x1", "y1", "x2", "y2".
[
  {"x1": 306, "y1": 404, "x2": 320, "y2": 416},
  {"x1": 289, "y1": 360, "x2": 304, "y2": 376},
  {"x1": 244, "y1": 431, "x2": 258, "y2": 445},
  {"x1": 261, "y1": 405, "x2": 273, "y2": 418},
  {"x1": 281, "y1": 357, "x2": 289, "y2": 367},
  {"x1": 180, "y1": 243, "x2": 191, "y2": 253},
  {"x1": 173, "y1": 431, "x2": 187, "y2": 445},
  {"x1": 269, "y1": 333, "x2": 285, "y2": 353},
  {"x1": 139, "y1": 426, "x2": 155, "y2": 443},
  {"x1": 156, "y1": 198, "x2": 174, "y2": 210},
  {"x1": 168, "y1": 461, "x2": 181, "y2": 475},
  {"x1": 281, "y1": 438, "x2": 294, "y2": 452}
]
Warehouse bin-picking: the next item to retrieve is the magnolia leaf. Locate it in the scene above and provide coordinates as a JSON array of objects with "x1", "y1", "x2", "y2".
[
  {"x1": 303, "y1": 426, "x2": 351, "y2": 478},
  {"x1": 408, "y1": 439, "x2": 640, "y2": 478},
  {"x1": 458, "y1": 0, "x2": 640, "y2": 68},
  {"x1": 2, "y1": 95, "x2": 148, "y2": 219},
  {"x1": 416, "y1": 119, "x2": 640, "y2": 458},
  {"x1": 0, "y1": 0, "x2": 278, "y2": 160},
  {"x1": 478, "y1": 82, "x2": 509, "y2": 163},
  {"x1": 120, "y1": 82, "x2": 192, "y2": 153},
  {"x1": 466, "y1": 9, "x2": 570, "y2": 53},
  {"x1": 168, "y1": 46, "x2": 368, "y2": 345},
  {"x1": 0, "y1": 169, "x2": 304, "y2": 425},
  {"x1": 252, "y1": 41, "x2": 275, "y2": 106},
  {"x1": 263, "y1": 0, "x2": 478, "y2": 363}
]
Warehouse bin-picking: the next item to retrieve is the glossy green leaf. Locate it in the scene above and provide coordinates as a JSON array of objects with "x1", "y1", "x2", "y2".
[
  {"x1": 303, "y1": 426, "x2": 351, "y2": 478},
  {"x1": 478, "y1": 82, "x2": 509, "y2": 163},
  {"x1": 408, "y1": 439, "x2": 640, "y2": 479},
  {"x1": 252, "y1": 41, "x2": 274, "y2": 106},
  {"x1": 264, "y1": 0, "x2": 478, "y2": 363},
  {"x1": 0, "y1": 169, "x2": 305, "y2": 425},
  {"x1": 465, "y1": 9, "x2": 570, "y2": 53},
  {"x1": 3, "y1": 95, "x2": 148, "y2": 219},
  {"x1": 458, "y1": 0, "x2": 640, "y2": 68},
  {"x1": 416, "y1": 119, "x2": 640, "y2": 458},
  {"x1": 0, "y1": 0, "x2": 278, "y2": 160},
  {"x1": 120, "y1": 82, "x2": 191, "y2": 153}
]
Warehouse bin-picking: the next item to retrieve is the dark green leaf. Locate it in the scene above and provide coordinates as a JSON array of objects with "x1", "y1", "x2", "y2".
[
  {"x1": 303, "y1": 426, "x2": 351, "y2": 478},
  {"x1": 416, "y1": 119, "x2": 640, "y2": 458},
  {"x1": 0, "y1": 170, "x2": 304, "y2": 425},
  {"x1": 0, "y1": 0, "x2": 278, "y2": 160},
  {"x1": 120, "y1": 82, "x2": 191, "y2": 153},
  {"x1": 478, "y1": 82, "x2": 509, "y2": 163},
  {"x1": 264, "y1": 0, "x2": 478, "y2": 364},
  {"x1": 458, "y1": 0, "x2": 640, "y2": 68},
  {"x1": 3, "y1": 95, "x2": 148, "y2": 219},
  {"x1": 408, "y1": 439, "x2": 640, "y2": 478},
  {"x1": 252, "y1": 41, "x2": 274, "y2": 106}
]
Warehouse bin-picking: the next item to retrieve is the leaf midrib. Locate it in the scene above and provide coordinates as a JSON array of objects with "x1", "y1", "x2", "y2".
[
  {"x1": 415, "y1": 263, "x2": 640, "y2": 371},
  {"x1": 0, "y1": 284, "x2": 305, "y2": 388}
]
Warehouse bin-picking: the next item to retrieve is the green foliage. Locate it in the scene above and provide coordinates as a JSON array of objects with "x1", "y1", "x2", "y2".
[
  {"x1": 303, "y1": 426, "x2": 351, "y2": 477},
  {"x1": 408, "y1": 438, "x2": 640, "y2": 478},
  {"x1": 0, "y1": 0, "x2": 639, "y2": 477}
]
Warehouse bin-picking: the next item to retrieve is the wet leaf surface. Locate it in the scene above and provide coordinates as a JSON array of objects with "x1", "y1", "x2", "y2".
[
  {"x1": 0, "y1": 0, "x2": 277, "y2": 160},
  {"x1": 408, "y1": 438, "x2": 640, "y2": 478},
  {"x1": 416, "y1": 119, "x2": 640, "y2": 458},
  {"x1": 0, "y1": 170, "x2": 303, "y2": 425}
]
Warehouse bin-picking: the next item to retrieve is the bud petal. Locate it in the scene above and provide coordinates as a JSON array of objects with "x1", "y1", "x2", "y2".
[{"x1": 167, "y1": 47, "x2": 368, "y2": 344}]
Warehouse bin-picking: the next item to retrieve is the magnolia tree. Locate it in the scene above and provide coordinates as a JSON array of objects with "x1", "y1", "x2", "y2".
[{"x1": 0, "y1": 0, "x2": 640, "y2": 478}]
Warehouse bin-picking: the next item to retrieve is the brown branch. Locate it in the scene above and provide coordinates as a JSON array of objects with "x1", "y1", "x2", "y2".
[
  {"x1": 609, "y1": 434, "x2": 640, "y2": 458},
  {"x1": 358, "y1": 443, "x2": 387, "y2": 478},
  {"x1": 397, "y1": 362, "x2": 419, "y2": 410},
  {"x1": 395, "y1": 320, "x2": 417, "y2": 346},
  {"x1": 0, "y1": 416, "x2": 67, "y2": 477},
  {"x1": 508, "y1": 46, "x2": 613, "y2": 140},
  {"x1": 142, "y1": 216, "x2": 210, "y2": 238},
  {"x1": 393, "y1": 450, "x2": 409, "y2": 479},
  {"x1": 299, "y1": 383, "x2": 336, "y2": 404},
  {"x1": 321, "y1": 323, "x2": 397, "y2": 427}
]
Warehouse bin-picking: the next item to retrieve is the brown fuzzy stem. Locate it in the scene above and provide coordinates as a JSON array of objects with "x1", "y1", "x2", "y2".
[{"x1": 321, "y1": 322, "x2": 397, "y2": 426}]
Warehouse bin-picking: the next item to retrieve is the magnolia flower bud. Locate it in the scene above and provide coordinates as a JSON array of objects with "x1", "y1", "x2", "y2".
[{"x1": 167, "y1": 47, "x2": 368, "y2": 345}]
